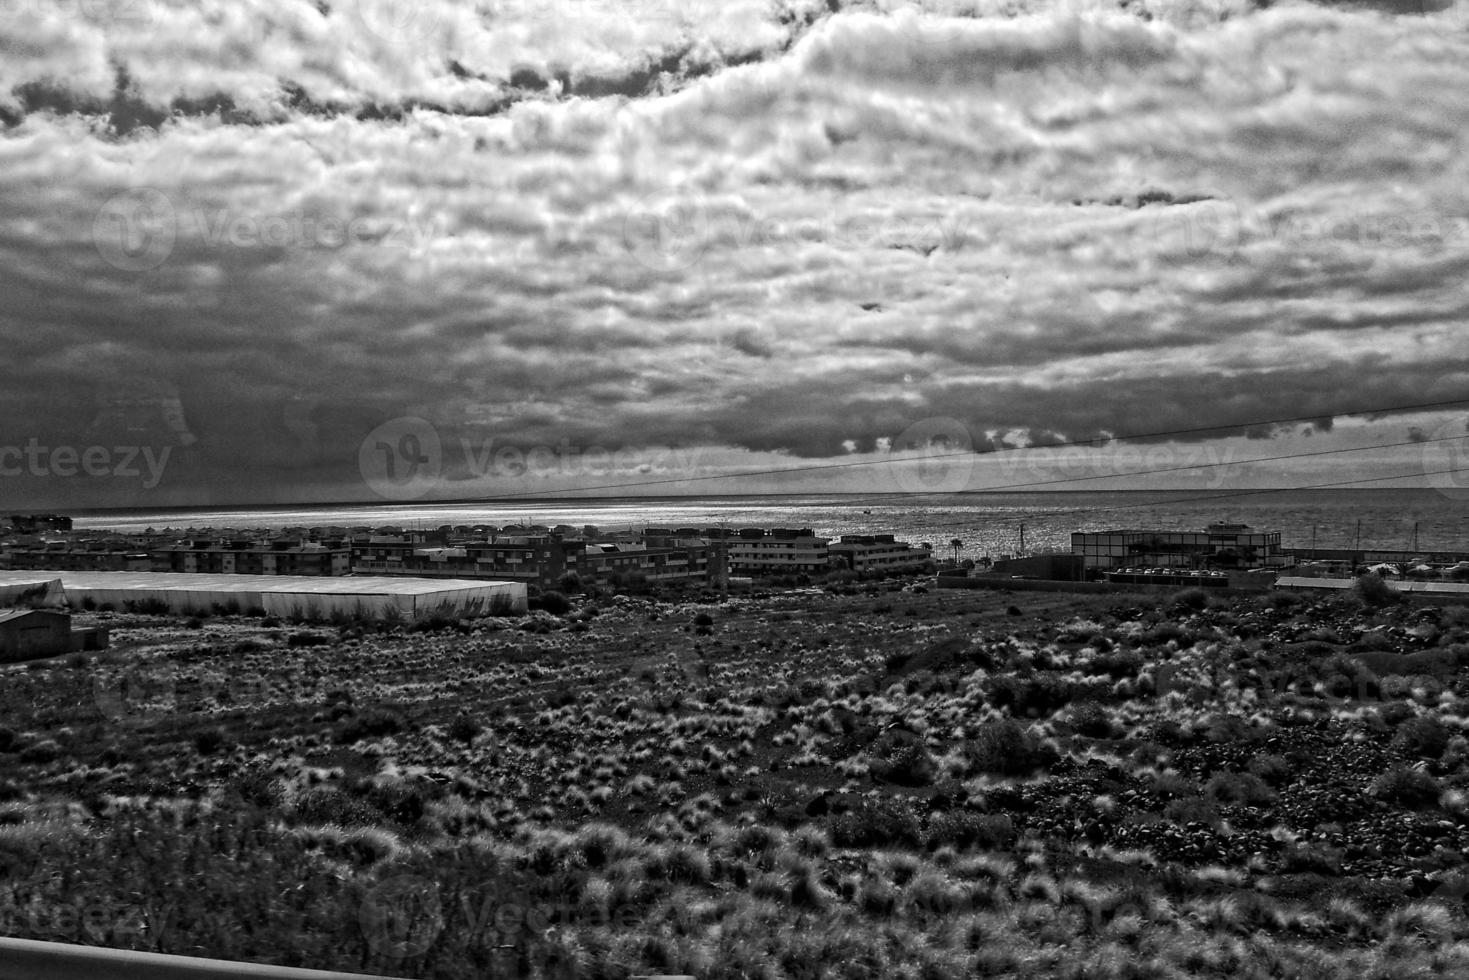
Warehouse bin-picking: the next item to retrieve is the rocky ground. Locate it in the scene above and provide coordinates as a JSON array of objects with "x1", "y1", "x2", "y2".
[{"x1": 1, "y1": 579, "x2": 1468, "y2": 977}]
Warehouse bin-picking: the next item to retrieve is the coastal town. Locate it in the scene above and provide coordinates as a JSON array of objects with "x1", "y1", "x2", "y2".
[{"x1": 4, "y1": 514, "x2": 1468, "y2": 602}]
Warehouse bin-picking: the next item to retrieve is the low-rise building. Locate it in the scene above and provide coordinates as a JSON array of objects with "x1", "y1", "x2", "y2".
[
  {"x1": 1071, "y1": 523, "x2": 1282, "y2": 572},
  {"x1": 827, "y1": 534, "x2": 932, "y2": 573},
  {"x1": 151, "y1": 537, "x2": 351, "y2": 576},
  {"x1": 0, "y1": 609, "x2": 108, "y2": 662},
  {"x1": 728, "y1": 528, "x2": 830, "y2": 576}
]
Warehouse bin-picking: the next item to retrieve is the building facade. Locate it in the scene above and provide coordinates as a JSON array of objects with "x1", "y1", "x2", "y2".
[
  {"x1": 827, "y1": 535, "x2": 932, "y2": 573},
  {"x1": 727, "y1": 528, "x2": 831, "y2": 576},
  {"x1": 1071, "y1": 523, "x2": 1282, "y2": 571}
]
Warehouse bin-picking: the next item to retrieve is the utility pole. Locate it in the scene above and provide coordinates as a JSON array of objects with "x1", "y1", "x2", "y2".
[{"x1": 1018, "y1": 523, "x2": 1025, "y2": 557}]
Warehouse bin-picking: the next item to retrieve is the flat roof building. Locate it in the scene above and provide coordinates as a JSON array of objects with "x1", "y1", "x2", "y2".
[
  {"x1": 0, "y1": 571, "x2": 525, "y2": 620},
  {"x1": 1072, "y1": 525, "x2": 1281, "y2": 571}
]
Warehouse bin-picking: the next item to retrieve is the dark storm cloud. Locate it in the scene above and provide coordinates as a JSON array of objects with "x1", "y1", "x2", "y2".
[{"x1": 1, "y1": 2, "x2": 1467, "y2": 504}]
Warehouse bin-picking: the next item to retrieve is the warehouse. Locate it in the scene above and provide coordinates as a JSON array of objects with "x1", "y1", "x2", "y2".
[
  {"x1": 0, "y1": 571, "x2": 525, "y2": 620},
  {"x1": 0, "y1": 609, "x2": 108, "y2": 662}
]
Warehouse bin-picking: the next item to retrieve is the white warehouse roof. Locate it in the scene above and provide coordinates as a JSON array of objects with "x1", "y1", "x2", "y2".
[{"x1": 0, "y1": 571, "x2": 526, "y2": 619}]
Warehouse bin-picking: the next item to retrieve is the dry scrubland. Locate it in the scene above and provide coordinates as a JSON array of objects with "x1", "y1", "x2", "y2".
[{"x1": 3, "y1": 581, "x2": 1469, "y2": 978}]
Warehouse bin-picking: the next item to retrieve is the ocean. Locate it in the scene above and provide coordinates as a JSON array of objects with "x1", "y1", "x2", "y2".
[{"x1": 69, "y1": 488, "x2": 1467, "y2": 561}]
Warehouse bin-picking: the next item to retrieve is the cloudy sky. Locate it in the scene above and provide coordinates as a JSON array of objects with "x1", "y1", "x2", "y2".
[{"x1": 1, "y1": 0, "x2": 1467, "y2": 509}]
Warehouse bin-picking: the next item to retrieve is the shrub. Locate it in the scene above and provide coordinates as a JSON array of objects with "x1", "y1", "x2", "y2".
[
  {"x1": 1393, "y1": 717, "x2": 1451, "y2": 759},
  {"x1": 1090, "y1": 649, "x2": 1144, "y2": 679},
  {"x1": 1371, "y1": 766, "x2": 1442, "y2": 808},
  {"x1": 1204, "y1": 714, "x2": 1263, "y2": 745},
  {"x1": 230, "y1": 766, "x2": 285, "y2": 809},
  {"x1": 964, "y1": 719, "x2": 1059, "y2": 777},
  {"x1": 1065, "y1": 702, "x2": 1115, "y2": 738},
  {"x1": 1169, "y1": 588, "x2": 1211, "y2": 613},
  {"x1": 448, "y1": 714, "x2": 481, "y2": 744},
  {"x1": 293, "y1": 787, "x2": 383, "y2": 827},
  {"x1": 287, "y1": 631, "x2": 330, "y2": 648},
  {"x1": 193, "y1": 729, "x2": 227, "y2": 755},
  {"x1": 1265, "y1": 591, "x2": 1305, "y2": 611},
  {"x1": 693, "y1": 611, "x2": 714, "y2": 627},
  {"x1": 409, "y1": 615, "x2": 465, "y2": 634},
  {"x1": 830, "y1": 798, "x2": 924, "y2": 849},
  {"x1": 1165, "y1": 796, "x2": 1221, "y2": 827},
  {"x1": 0, "y1": 727, "x2": 16, "y2": 753},
  {"x1": 869, "y1": 729, "x2": 937, "y2": 786},
  {"x1": 1247, "y1": 754, "x2": 1293, "y2": 786},
  {"x1": 988, "y1": 672, "x2": 1074, "y2": 716},
  {"x1": 1204, "y1": 772, "x2": 1276, "y2": 805},
  {"x1": 556, "y1": 571, "x2": 583, "y2": 594},
  {"x1": 359, "y1": 780, "x2": 434, "y2": 825},
  {"x1": 927, "y1": 811, "x2": 1016, "y2": 850},
  {"x1": 1354, "y1": 573, "x2": 1400, "y2": 608},
  {"x1": 18, "y1": 739, "x2": 61, "y2": 764},
  {"x1": 334, "y1": 707, "x2": 406, "y2": 744},
  {"x1": 535, "y1": 591, "x2": 572, "y2": 616}
]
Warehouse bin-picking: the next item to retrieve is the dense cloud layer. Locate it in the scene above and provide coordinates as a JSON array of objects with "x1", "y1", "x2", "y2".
[{"x1": 1, "y1": 0, "x2": 1466, "y2": 506}]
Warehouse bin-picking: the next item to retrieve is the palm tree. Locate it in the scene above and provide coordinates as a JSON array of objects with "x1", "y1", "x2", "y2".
[{"x1": 950, "y1": 538, "x2": 963, "y2": 564}]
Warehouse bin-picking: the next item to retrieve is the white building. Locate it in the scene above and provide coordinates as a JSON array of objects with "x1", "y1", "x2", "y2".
[
  {"x1": 728, "y1": 528, "x2": 830, "y2": 575},
  {"x1": 0, "y1": 571, "x2": 525, "y2": 620},
  {"x1": 827, "y1": 535, "x2": 932, "y2": 572}
]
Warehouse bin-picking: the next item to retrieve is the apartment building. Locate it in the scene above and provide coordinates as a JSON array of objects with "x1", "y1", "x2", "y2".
[
  {"x1": 827, "y1": 534, "x2": 933, "y2": 573},
  {"x1": 151, "y1": 537, "x2": 351, "y2": 576},
  {"x1": 727, "y1": 528, "x2": 831, "y2": 576}
]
